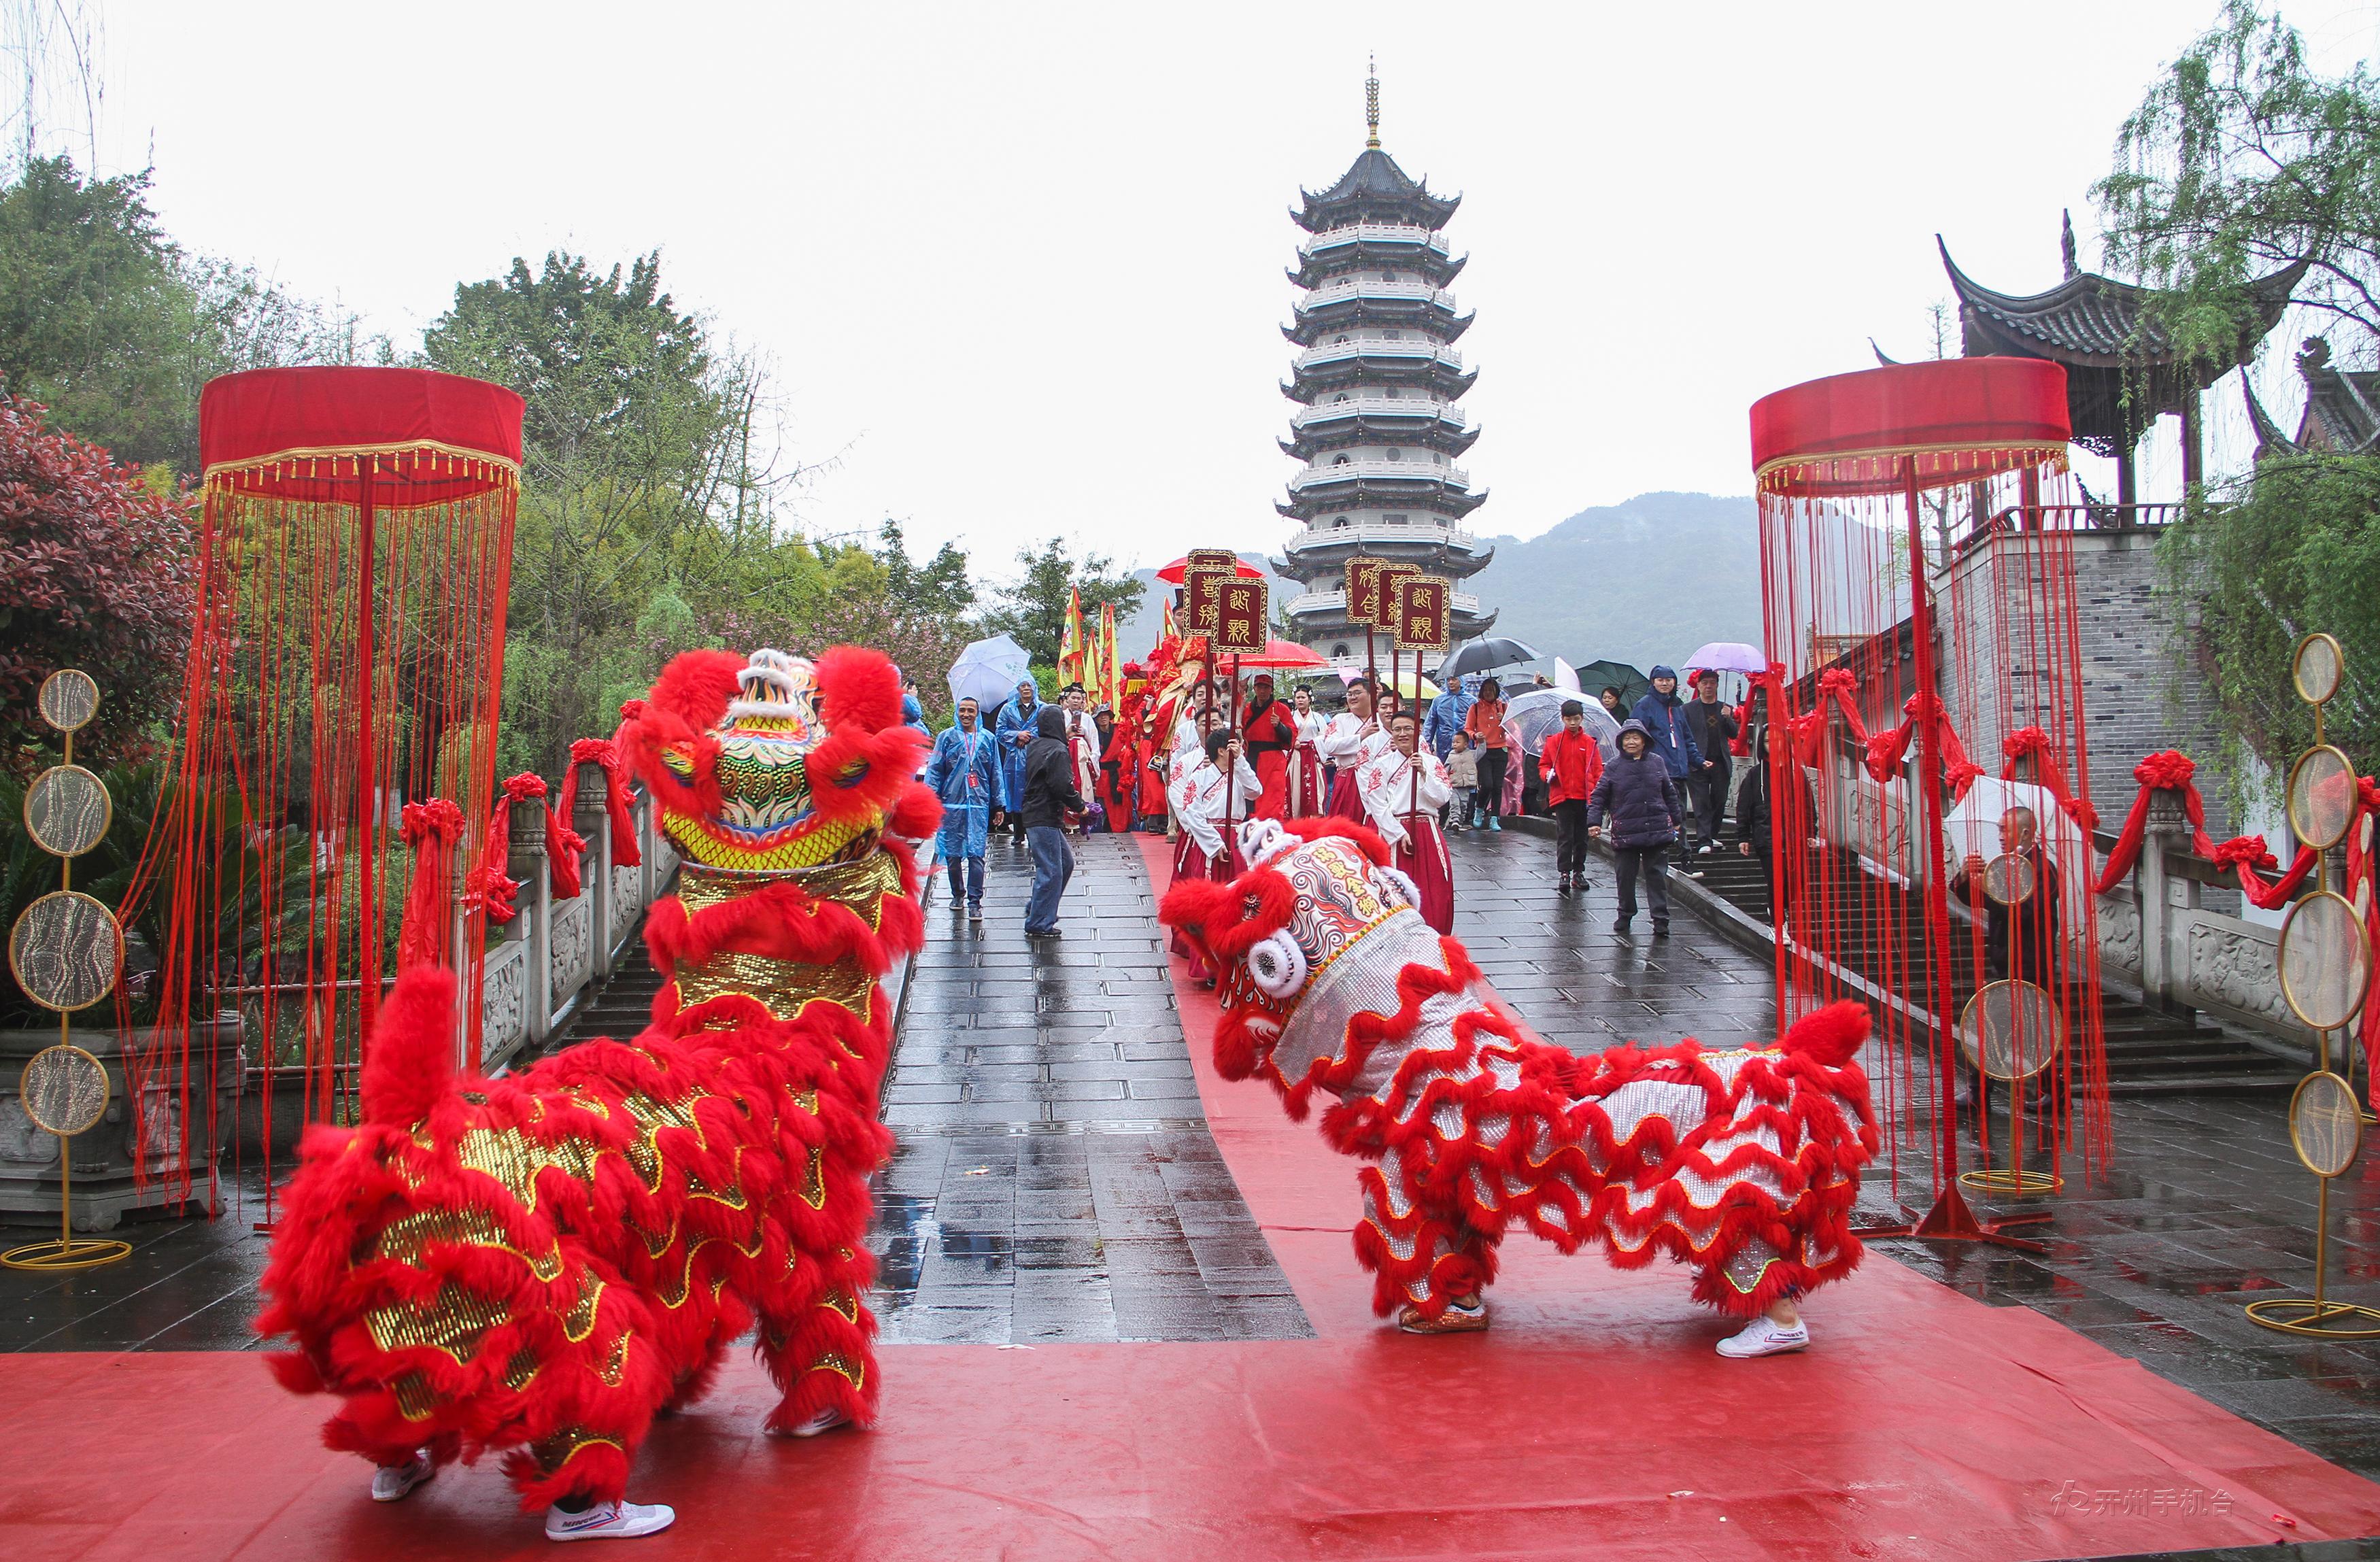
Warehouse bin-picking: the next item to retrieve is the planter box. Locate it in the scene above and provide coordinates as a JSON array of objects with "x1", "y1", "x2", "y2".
[{"x1": 0, "y1": 1016, "x2": 242, "y2": 1231}]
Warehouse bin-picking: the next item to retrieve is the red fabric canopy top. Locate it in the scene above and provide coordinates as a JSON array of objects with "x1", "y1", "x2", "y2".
[
  {"x1": 199, "y1": 367, "x2": 525, "y2": 505},
  {"x1": 1749, "y1": 358, "x2": 2071, "y2": 499}
]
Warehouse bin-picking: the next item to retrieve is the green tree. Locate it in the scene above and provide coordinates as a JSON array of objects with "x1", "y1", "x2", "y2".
[
  {"x1": 982, "y1": 537, "x2": 1144, "y2": 671},
  {"x1": 2095, "y1": 1, "x2": 2380, "y2": 364},
  {"x1": 423, "y1": 250, "x2": 751, "y2": 774},
  {"x1": 0, "y1": 156, "x2": 373, "y2": 473},
  {"x1": 2160, "y1": 455, "x2": 2380, "y2": 807}
]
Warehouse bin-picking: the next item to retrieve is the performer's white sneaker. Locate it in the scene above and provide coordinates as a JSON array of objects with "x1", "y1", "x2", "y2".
[
  {"x1": 370, "y1": 1447, "x2": 434, "y2": 1502},
  {"x1": 1716, "y1": 1316, "x2": 1809, "y2": 1358},
  {"x1": 1397, "y1": 1295, "x2": 1490, "y2": 1334},
  {"x1": 545, "y1": 1499, "x2": 677, "y2": 1542},
  {"x1": 778, "y1": 1405, "x2": 851, "y2": 1438}
]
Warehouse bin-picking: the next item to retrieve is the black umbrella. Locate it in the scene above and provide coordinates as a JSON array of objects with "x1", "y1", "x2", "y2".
[
  {"x1": 1435, "y1": 634, "x2": 1542, "y2": 683},
  {"x1": 1571, "y1": 658, "x2": 1652, "y2": 712}
]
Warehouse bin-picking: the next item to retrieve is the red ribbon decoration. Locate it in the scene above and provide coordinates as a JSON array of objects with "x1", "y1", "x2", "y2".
[
  {"x1": 2087, "y1": 748, "x2": 2328, "y2": 909},
  {"x1": 1788, "y1": 670, "x2": 1984, "y2": 799},
  {"x1": 558, "y1": 736, "x2": 641, "y2": 871},
  {"x1": 396, "y1": 798, "x2": 465, "y2": 971}
]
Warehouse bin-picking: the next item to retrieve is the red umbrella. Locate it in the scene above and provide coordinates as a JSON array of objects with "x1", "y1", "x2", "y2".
[
  {"x1": 1155, "y1": 555, "x2": 1265, "y2": 585},
  {"x1": 1227, "y1": 639, "x2": 1330, "y2": 670}
]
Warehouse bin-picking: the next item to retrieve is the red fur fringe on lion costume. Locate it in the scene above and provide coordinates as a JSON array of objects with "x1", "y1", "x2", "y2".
[
  {"x1": 256, "y1": 645, "x2": 936, "y2": 1510},
  {"x1": 1159, "y1": 817, "x2": 1879, "y2": 1327}
]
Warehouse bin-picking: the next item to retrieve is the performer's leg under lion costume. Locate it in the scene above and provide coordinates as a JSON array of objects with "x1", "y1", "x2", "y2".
[
  {"x1": 1159, "y1": 817, "x2": 1877, "y2": 1346},
  {"x1": 256, "y1": 646, "x2": 938, "y2": 1531}
]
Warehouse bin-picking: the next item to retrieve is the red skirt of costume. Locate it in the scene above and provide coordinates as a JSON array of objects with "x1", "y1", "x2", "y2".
[
  {"x1": 1136, "y1": 742, "x2": 1166, "y2": 818},
  {"x1": 1289, "y1": 743, "x2": 1324, "y2": 818},
  {"x1": 1394, "y1": 815, "x2": 1455, "y2": 935},
  {"x1": 1325, "y1": 768, "x2": 1365, "y2": 823},
  {"x1": 1250, "y1": 749, "x2": 1289, "y2": 821},
  {"x1": 1168, "y1": 830, "x2": 1246, "y2": 981},
  {"x1": 1100, "y1": 761, "x2": 1133, "y2": 832}
]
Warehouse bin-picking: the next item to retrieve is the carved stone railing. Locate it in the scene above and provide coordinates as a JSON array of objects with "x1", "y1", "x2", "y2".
[
  {"x1": 2094, "y1": 783, "x2": 2313, "y2": 1053},
  {"x1": 476, "y1": 771, "x2": 680, "y2": 1073}
]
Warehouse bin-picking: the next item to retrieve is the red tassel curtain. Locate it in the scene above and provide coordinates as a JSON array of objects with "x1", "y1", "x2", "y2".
[
  {"x1": 120, "y1": 367, "x2": 522, "y2": 1210},
  {"x1": 1748, "y1": 359, "x2": 2113, "y2": 1194}
]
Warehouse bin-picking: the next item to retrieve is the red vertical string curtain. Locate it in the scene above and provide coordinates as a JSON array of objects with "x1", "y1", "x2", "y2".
[
  {"x1": 115, "y1": 367, "x2": 522, "y2": 1215},
  {"x1": 1748, "y1": 358, "x2": 2114, "y2": 1191}
]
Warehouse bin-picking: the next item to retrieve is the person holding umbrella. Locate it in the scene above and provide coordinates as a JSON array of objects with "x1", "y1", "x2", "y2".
[
  {"x1": 923, "y1": 695, "x2": 1005, "y2": 922},
  {"x1": 1684, "y1": 669, "x2": 1739, "y2": 856},
  {"x1": 1461, "y1": 678, "x2": 1510, "y2": 830},
  {"x1": 993, "y1": 679, "x2": 1042, "y2": 842}
]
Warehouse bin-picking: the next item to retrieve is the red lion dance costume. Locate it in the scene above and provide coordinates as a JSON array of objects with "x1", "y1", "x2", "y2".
[
  {"x1": 256, "y1": 646, "x2": 936, "y2": 1518},
  {"x1": 1159, "y1": 817, "x2": 1877, "y2": 1337}
]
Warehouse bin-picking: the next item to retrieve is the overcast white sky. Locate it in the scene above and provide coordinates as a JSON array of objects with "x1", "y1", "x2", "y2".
[{"x1": 50, "y1": 2, "x2": 2380, "y2": 574}]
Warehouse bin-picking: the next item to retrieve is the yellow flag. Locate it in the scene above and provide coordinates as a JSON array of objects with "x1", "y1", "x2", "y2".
[{"x1": 1059, "y1": 587, "x2": 1085, "y2": 690}]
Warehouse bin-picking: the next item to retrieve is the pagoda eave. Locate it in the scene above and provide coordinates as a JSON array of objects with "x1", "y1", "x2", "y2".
[
  {"x1": 1289, "y1": 250, "x2": 1466, "y2": 290},
  {"x1": 1282, "y1": 479, "x2": 1485, "y2": 516},
  {"x1": 1287, "y1": 363, "x2": 1476, "y2": 403},
  {"x1": 1279, "y1": 421, "x2": 1478, "y2": 461}
]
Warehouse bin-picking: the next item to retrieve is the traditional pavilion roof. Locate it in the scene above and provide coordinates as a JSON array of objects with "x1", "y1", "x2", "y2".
[
  {"x1": 1938, "y1": 233, "x2": 2305, "y2": 456},
  {"x1": 2235, "y1": 339, "x2": 2379, "y2": 460},
  {"x1": 2296, "y1": 337, "x2": 2380, "y2": 454},
  {"x1": 1294, "y1": 148, "x2": 1459, "y2": 233}
]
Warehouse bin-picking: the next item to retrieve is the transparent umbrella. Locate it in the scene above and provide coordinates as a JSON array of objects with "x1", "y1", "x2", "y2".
[
  {"x1": 1503, "y1": 686, "x2": 1622, "y2": 760},
  {"x1": 947, "y1": 634, "x2": 1034, "y2": 713}
]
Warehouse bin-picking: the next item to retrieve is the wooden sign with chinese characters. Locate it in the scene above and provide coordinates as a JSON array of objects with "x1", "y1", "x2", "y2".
[
  {"x1": 1372, "y1": 562, "x2": 1421, "y2": 634},
  {"x1": 1393, "y1": 575, "x2": 1452, "y2": 651},
  {"x1": 1186, "y1": 547, "x2": 1238, "y2": 573},
  {"x1": 1183, "y1": 566, "x2": 1231, "y2": 635},
  {"x1": 1213, "y1": 577, "x2": 1268, "y2": 653},
  {"x1": 1344, "y1": 558, "x2": 1387, "y2": 626}
]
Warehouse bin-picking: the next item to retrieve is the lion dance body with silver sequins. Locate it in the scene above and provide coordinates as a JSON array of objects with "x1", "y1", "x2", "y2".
[
  {"x1": 1159, "y1": 818, "x2": 1879, "y2": 1326},
  {"x1": 256, "y1": 646, "x2": 937, "y2": 1508}
]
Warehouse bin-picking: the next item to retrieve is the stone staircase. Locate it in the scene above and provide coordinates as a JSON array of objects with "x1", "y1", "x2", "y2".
[
  {"x1": 1676, "y1": 835, "x2": 2297, "y2": 1098},
  {"x1": 540, "y1": 935, "x2": 668, "y2": 1054}
]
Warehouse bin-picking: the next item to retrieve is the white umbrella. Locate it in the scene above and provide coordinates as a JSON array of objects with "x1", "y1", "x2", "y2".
[
  {"x1": 1943, "y1": 775, "x2": 2093, "y2": 938},
  {"x1": 1503, "y1": 685, "x2": 1622, "y2": 761},
  {"x1": 1683, "y1": 641, "x2": 1767, "y2": 675},
  {"x1": 947, "y1": 634, "x2": 1034, "y2": 714},
  {"x1": 1552, "y1": 657, "x2": 1582, "y2": 693}
]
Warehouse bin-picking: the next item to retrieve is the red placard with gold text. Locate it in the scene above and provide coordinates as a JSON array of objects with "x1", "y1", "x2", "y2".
[
  {"x1": 1394, "y1": 575, "x2": 1452, "y2": 651},
  {"x1": 1214, "y1": 577, "x2": 1268, "y2": 653},
  {"x1": 1344, "y1": 558, "x2": 1387, "y2": 626},
  {"x1": 1187, "y1": 547, "x2": 1238, "y2": 573},
  {"x1": 1183, "y1": 566, "x2": 1229, "y2": 634},
  {"x1": 1372, "y1": 562, "x2": 1420, "y2": 634}
]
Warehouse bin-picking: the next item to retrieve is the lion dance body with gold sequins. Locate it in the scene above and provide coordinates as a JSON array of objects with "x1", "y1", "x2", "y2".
[
  {"x1": 256, "y1": 646, "x2": 937, "y2": 1509},
  {"x1": 1159, "y1": 817, "x2": 1879, "y2": 1329}
]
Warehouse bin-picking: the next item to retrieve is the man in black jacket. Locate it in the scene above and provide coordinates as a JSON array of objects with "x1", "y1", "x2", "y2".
[
  {"x1": 1684, "y1": 670, "x2": 1738, "y2": 860},
  {"x1": 1022, "y1": 704, "x2": 1089, "y2": 938}
]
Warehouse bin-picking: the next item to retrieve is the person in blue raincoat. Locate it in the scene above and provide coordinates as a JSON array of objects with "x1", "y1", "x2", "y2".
[
  {"x1": 1421, "y1": 675, "x2": 1477, "y2": 763},
  {"x1": 992, "y1": 679, "x2": 1042, "y2": 841},
  {"x1": 925, "y1": 695, "x2": 1006, "y2": 921}
]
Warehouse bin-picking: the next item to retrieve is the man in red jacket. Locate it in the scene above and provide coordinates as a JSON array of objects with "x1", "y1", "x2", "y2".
[
  {"x1": 1238, "y1": 672, "x2": 1299, "y2": 820},
  {"x1": 1540, "y1": 699, "x2": 1604, "y2": 896}
]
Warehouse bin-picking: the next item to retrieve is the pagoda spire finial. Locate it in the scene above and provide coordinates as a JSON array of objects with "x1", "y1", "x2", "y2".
[{"x1": 1365, "y1": 54, "x2": 1380, "y2": 149}]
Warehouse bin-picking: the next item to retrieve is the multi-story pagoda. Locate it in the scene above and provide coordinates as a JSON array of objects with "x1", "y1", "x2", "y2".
[{"x1": 1272, "y1": 63, "x2": 1494, "y2": 670}]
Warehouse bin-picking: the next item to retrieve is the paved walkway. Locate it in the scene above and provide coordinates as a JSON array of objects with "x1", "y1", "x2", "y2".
[{"x1": 869, "y1": 832, "x2": 1310, "y2": 1344}]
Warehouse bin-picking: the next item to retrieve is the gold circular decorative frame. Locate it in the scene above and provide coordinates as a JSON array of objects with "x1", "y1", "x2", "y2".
[
  {"x1": 2278, "y1": 889, "x2": 2371, "y2": 1034},
  {"x1": 2294, "y1": 632, "x2": 2345, "y2": 706},
  {"x1": 1983, "y1": 853, "x2": 2037, "y2": 906},
  {"x1": 23, "y1": 764, "x2": 111, "y2": 859},
  {"x1": 7, "y1": 890, "x2": 124, "y2": 1013},
  {"x1": 2288, "y1": 1069, "x2": 2363, "y2": 1179},
  {"x1": 35, "y1": 668, "x2": 99, "y2": 734},
  {"x1": 2287, "y1": 745, "x2": 2359, "y2": 853},
  {"x1": 18, "y1": 1044, "x2": 109, "y2": 1137}
]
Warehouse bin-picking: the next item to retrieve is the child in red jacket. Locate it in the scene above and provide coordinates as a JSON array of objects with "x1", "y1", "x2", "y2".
[{"x1": 1540, "y1": 699, "x2": 1604, "y2": 896}]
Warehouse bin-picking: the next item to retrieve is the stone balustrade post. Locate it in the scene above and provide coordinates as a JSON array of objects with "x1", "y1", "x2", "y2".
[
  {"x1": 573, "y1": 759, "x2": 617, "y2": 981},
  {"x1": 447, "y1": 849, "x2": 474, "y2": 1070},
  {"x1": 2137, "y1": 785, "x2": 2197, "y2": 1013},
  {"x1": 509, "y1": 810, "x2": 553, "y2": 1048}
]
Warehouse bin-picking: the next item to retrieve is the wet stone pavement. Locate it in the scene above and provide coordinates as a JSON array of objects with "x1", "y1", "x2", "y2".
[{"x1": 868, "y1": 830, "x2": 1311, "y2": 1344}]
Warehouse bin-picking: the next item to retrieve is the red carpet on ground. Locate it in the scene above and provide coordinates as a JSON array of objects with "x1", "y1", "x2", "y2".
[{"x1": 6, "y1": 838, "x2": 2377, "y2": 1561}]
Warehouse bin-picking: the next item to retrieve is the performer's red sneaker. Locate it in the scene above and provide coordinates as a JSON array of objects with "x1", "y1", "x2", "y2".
[{"x1": 1397, "y1": 1295, "x2": 1489, "y2": 1334}]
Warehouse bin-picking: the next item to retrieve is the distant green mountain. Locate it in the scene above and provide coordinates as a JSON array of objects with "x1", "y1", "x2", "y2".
[{"x1": 1466, "y1": 492, "x2": 1763, "y2": 679}]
